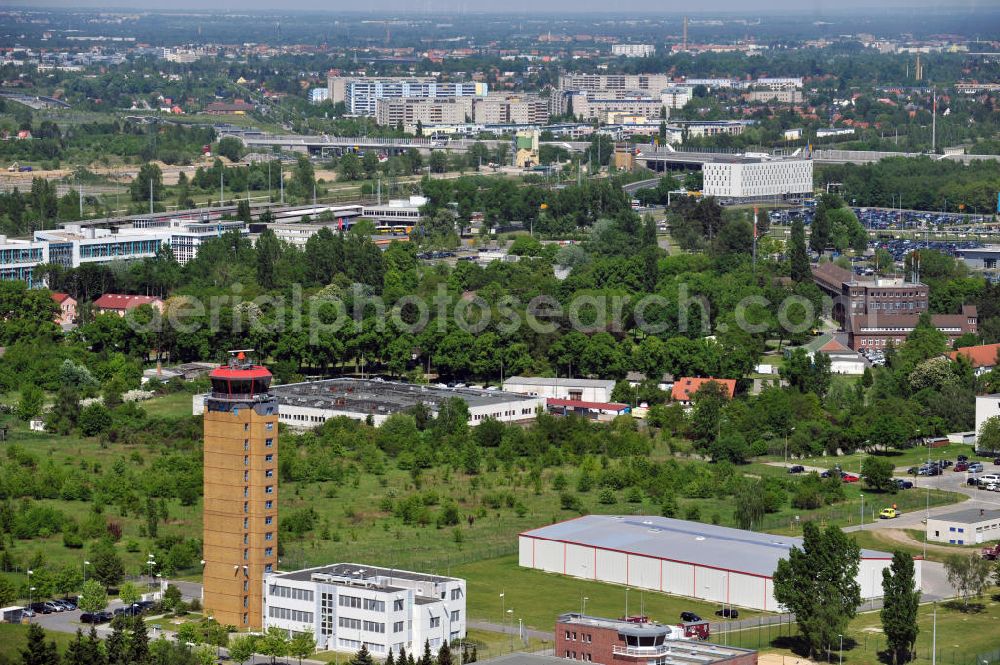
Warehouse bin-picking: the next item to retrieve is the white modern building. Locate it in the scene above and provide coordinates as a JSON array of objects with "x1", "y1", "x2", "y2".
[
  {"x1": 557, "y1": 74, "x2": 673, "y2": 93},
  {"x1": 327, "y1": 76, "x2": 488, "y2": 117},
  {"x1": 976, "y1": 394, "x2": 1000, "y2": 453},
  {"x1": 193, "y1": 378, "x2": 545, "y2": 428},
  {"x1": 519, "y1": 515, "x2": 909, "y2": 611},
  {"x1": 263, "y1": 563, "x2": 466, "y2": 655},
  {"x1": 702, "y1": 157, "x2": 813, "y2": 201},
  {"x1": 502, "y1": 377, "x2": 615, "y2": 403},
  {"x1": 362, "y1": 196, "x2": 427, "y2": 231},
  {"x1": 0, "y1": 236, "x2": 48, "y2": 285},
  {"x1": 611, "y1": 44, "x2": 656, "y2": 58},
  {"x1": 659, "y1": 86, "x2": 693, "y2": 110},
  {"x1": 926, "y1": 508, "x2": 1000, "y2": 545}
]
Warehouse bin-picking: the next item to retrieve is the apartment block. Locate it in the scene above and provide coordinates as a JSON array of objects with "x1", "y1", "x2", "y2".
[{"x1": 374, "y1": 97, "x2": 473, "y2": 130}]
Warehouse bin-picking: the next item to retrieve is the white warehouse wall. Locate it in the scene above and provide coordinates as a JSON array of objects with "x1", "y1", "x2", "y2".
[{"x1": 518, "y1": 535, "x2": 904, "y2": 612}]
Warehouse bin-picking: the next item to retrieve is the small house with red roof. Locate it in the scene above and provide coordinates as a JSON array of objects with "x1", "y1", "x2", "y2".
[
  {"x1": 802, "y1": 333, "x2": 867, "y2": 375},
  {"x1": 671, "y1": 377, "x2": 737, "y2": 407},
  {"x1": 93, "y1": 293, "x2": 164, "y2": 317},
  {"x1": 50, "y1": 292, "x2": 76, "y2": 326},
  {"x1": 949, "y1": 343, "x2": 1000, "y2": 377}
]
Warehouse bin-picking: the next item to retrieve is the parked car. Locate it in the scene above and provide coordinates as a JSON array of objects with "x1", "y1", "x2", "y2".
[
  {"x1": 969, "y1": 463, "x2": 985, "y2": 473},
  {"x1": 52, "y1": 599, "x2": 75, "y2": 611},
  {"x1": 906, "y1": 466, "x2": 920, "y2": 475},
  {"x1": 968, "y1": 476, "x2": 981, "y2": 486},
  {"x1": 994, "y1": 458, "x2": 1000, "y2": 465},
  {"x1": 895, "y1": 479, "x2": 914, "y2": 489},
  {"x1": 80, "y1": 611, "x2": 112, "y2": 624},
  {"x1": 958, "y1": 455, "x2": 969, "y2": 462},
  {"x1": 680, "y1": 612, "x2": 702, "y2": 623},
  {"x1": 954, "y1": 462, "x2": 969, "y2": 472},
  {"x1": 841, "y1": 473, "x2": 860, "y2": 483},
  {"x1": 880, "y1": 508, "x2": 899, "y2": 519},
  {"x1": 20, "y1": 608, "x2": 35, "y2": 618},
  {"x1": 715, "y1": 608, "x2": 739, "y2": 619},
  {"x1": 986, "y1": 483, "x2": 999, "y2": 492},
  {"x1": 29, "y1": 602, "x2": 54, "y2": 615},
  {"x1": 787, "y1": 465, "x2": 805, "y2": 474}
]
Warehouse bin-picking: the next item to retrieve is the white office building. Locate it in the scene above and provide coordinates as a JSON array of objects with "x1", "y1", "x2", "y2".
[
  {"x1": 659, "y1": 86, "x2": 693, "y2": 109},
  {"x1": 328, "y1": 76, "x2": 488, "y2": 117},
  {"x1": 263, "y1": 564, "x2": 466, "y2": 655},
  {"x1": 611, "y1": 44, "x2": 655, "y2": 58},
  {"x1": 502, "y1": 377, "x2": 615, "y2": 403},
  {"x1": 702, "y1": 158, "x2": 813, "y2": 201},
  {"x1": 0, "y1": 236, "x2": 49, "y2": 285}
]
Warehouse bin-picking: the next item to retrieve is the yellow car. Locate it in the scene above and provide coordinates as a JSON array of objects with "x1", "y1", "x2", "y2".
[{"x1": 879, "y1": 508, "x2": 899, "y2": 519}]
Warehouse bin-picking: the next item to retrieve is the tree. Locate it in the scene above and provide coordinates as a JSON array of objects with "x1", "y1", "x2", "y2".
[
  {"x1": 862, "y1": 456, "x2": 897, "y2": 493},
  {"x1": 129, "y1": 162, "x2": 164, "y2": 203},
  {"x1": 437, "y1": 641, "x2": 453, "y2": 665},
  {"x1": 89, "y1": 539, "x2": 125, "y2": 588},
  {"x1": 789, "y1": 219, "x2": 811, "y2": 282},
  {"x1": 288, "y1": 631, "x2": 316, "y2": 664},
  {"x1": 734, "y1": 479, "x2": 767, "y2": 530},
  {"x1": 65, "y1": 628, "x2": 107, "y2": 665},
  {"x1": 227, "y1": 635, "x2": 258, "y2": 665},
  {"x1": 78, "y1": 579, "x2": 108, "y2": 615},
  {"x1": 0, "y1": 575, "x2": 16, "y2": 606},
  {"x1": 429, "y1": 151, "x2": 448, "y2": 174},
  {"x1": 217, "y1": 137, "x2": 246, "y2": 163},
  {"x1": 338, "y1": 153, "x2": 362, "y2": 181},
  {"x1": 20, "y1": 623, "x2": 59, "y2": 665},
  {"x1": 351, "y1": 644, "x2": 375, "y2": 665},
  {"x1": 978, "y1": 415, "x2": 1000, "y2": 453},
  {"x1": 119, "y1": 581, "x2": 141, "y2": 615},
  {"x1": 944, "y1": 553, "x2": 993, "y2": 607},
  {"x1": 260, "y1": 627, "x2": 289, "y2": 664},
  {"x1": 690, "y1": 380, "x2": 730, "y2": 448},
  {"x1": 256, "y1": 228, "x2": 283, "y2": 290},
  {"x1": 773, "y1": 522, "x2": 861, "y2": 659},
  {"x1": 16, "y1": 384, "x2": 44, "y2": 422},
  {"x1": 881, "y1": 550, "x2": 920, "y2": 665}
]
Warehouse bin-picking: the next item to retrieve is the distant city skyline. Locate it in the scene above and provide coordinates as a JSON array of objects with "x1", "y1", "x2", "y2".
[{"x1": 5, "y1": 0, "x2": 992, "y2": 12}]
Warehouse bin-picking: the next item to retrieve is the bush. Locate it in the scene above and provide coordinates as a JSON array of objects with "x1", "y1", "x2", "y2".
[
  {"x1": 560, "y1": 492, "x2": 583, "y2": 512},
  {"x1": 598, "y1": 488, "x2": 617, "y2": 505},
  {"x1": 78, "y1": 403, "x2": 113, "y2": 436}
]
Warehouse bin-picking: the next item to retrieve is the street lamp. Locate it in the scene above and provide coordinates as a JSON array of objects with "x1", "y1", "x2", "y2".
[
  {"x1": 83, "y1": 560, "x2": 90, "y2": 583},
  {"x1": 839, "y1": 634, "x2": 843, "y2": 665},
  {"x1": 506, "y1": 609, "x2": 514, "y2": 651},
  {"x1": 147, "y1": 554, "x2": 156, "y2": 591},
  {"x1": 581, "y1": 596, "x2": 589, "y2": 615},
  {"x1": 28, "y1": 587, "x2": 35, "y2": 618}
]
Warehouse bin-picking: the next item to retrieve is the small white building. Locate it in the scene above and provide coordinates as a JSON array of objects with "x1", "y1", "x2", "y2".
[
  {"x1": 263, "y1": 563, "x2": 466, "y2": 655},
  {"x1": 503, "y1": 377, "x2": 615, "y2": 403},
  {"x1": 975, "y1": 394, "x2": 1000, "y2": 453},
  {"x1": 926, "y1": 508, "x2": 1000, "y2": 544}
]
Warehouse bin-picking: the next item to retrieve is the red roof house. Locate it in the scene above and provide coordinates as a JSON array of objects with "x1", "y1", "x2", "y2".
[
  {"x1": 948, "y1": 343, "x2": 1000, "y2": 375},
  {"x1": 671, "y1": 377, "x2": 737, "y2": 406},
  {"x1": 50, "y1": 292, "x2": 77, "y2": 326},
  {"x1": 93, "y1": 293, "x2": 164, "y2": 316}
]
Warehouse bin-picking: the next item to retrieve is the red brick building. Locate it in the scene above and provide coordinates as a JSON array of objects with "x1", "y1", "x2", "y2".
[
  {"x1": 555, "y1": 614, "x2": 756, "y2": 665},
  {"x1": 812, "y1": 262, "x2": 977, "y2": 351}
]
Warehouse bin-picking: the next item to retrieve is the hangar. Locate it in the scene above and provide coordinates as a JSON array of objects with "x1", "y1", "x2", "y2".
[{"x1": 518, "y1": 515, "x2": 914, "y2": 611}]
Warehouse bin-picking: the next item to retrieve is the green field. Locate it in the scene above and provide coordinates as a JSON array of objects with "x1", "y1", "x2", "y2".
[
  {"x1": 0, "y1": 624, "x2": 77, "y2": 657},
  {"x1": 452, "y1": 555, "x2": 761, "y2": 631},
  {"x1": 738, "y1": 596, "x2": 1000, "y2": 665}
]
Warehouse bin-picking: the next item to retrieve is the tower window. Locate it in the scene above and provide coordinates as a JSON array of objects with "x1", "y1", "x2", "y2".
[
  {"x1": 243, "y1": 502, "x2": 249, "y2": 513},
  {"x1": 265, "y1": 500, "x2": 273, "y2": 509},
  {"x1": 265, "y1": 438, "x2": 274, "y2": 448}
]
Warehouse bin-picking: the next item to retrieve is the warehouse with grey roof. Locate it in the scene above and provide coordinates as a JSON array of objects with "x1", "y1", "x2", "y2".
[{"x1": 518, "y1": 515, "x2": 914, "y2": 611}]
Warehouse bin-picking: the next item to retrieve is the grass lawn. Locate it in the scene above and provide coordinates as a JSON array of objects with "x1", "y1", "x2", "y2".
[
  {"x1": 451, "y1": 555, "x2": 761, "y2": 632},
  {"x1": 727, "y1": 591, "x2": 1000, "y2": 665},
  {"x1": 139, "y1": 391, "x2": 197, "y2": 420},
  {"x1": 0, "y1": 623, "x2": 78, "y2": 655},
  {"x1": 849, "y1": 528, "x2": 986, "y2": 564}
]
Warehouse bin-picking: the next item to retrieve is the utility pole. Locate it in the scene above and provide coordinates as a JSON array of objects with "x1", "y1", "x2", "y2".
[
  {"x1": 149, "y1": 178, "x2": 153, "y2": 215},
  {"x1": 279, "y1": 160, "x2": 284, "y2": 205},
  {"x1": 220, "y1": 168, "x2": 224, "y2": 208}
]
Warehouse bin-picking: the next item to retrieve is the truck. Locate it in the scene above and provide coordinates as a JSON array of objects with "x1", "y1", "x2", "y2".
[
  {"x1": 678, "y1": 620, "x2": 710, "y2": 640},
  {"x1": 981, "y1": 543, "x2": 1000, "y2": 560}
]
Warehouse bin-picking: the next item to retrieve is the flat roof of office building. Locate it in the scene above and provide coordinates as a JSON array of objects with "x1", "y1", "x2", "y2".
[
  {"x1": 928, "y1": 508, "x2": 1000, "y2": 525},
  {"x1": 273, "y1": 562, "x2": 459, "y2": 585},
  {"x1": 271, "y1": 377, "x2": 538, "y2": 414},
  {"x1": 504, "y1": 376, "x2": 615, "y2": 388},
  {"x1": 520, "y1": 515, "x2": 892, "y2": 578}
]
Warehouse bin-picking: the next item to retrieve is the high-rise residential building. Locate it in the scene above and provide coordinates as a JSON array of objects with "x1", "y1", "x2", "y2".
[
  {"x1": 472, "y1": 93, "x2": 549, "y2": 125},
  {"x1": 203, "y1": 351, "x2": 279, "y2": 630},
  {"x1": 557, "y1": 74, "x2": 673, "y2": 93},
  {"x1": 611, "y1": 44, "x2": 656, "y2": 58},
  {"x1": 374, "y1": 97, "x2": 473, "y2": 130},
  {"x1": 327, "y1": 75, "x2": 487, "y2": 116}
]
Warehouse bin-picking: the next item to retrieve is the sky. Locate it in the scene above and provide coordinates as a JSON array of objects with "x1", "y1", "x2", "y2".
[{"x1": 6, "y1": 0, "x2": 995, "y2": 11}]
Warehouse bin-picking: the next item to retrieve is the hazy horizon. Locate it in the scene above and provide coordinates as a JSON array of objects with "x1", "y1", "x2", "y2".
[{"x1": 2, "y1": 0, "x2": 995, "y2": 13}]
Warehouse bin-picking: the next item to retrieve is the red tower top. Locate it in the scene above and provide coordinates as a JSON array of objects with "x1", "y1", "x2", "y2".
[{"x1": 209, "y1": 349, "x2": 272, "y2": 398}]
